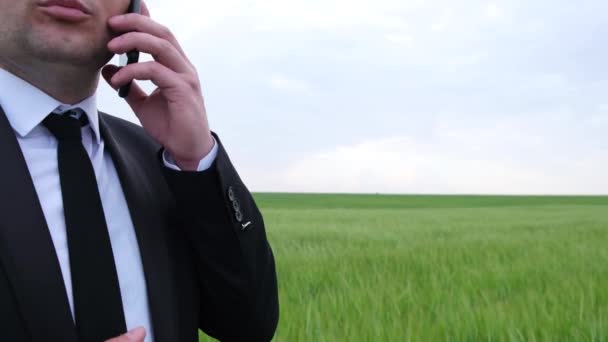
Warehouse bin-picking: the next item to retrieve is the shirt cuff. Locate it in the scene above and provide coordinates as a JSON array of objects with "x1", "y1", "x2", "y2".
[{"x1": 162, "y1": 137, "x2": 219, "y2": 172}]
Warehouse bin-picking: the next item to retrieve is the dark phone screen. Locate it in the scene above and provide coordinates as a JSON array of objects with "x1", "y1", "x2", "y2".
[
  {"x1": 128, "y1": 0, "x2": 141, "y2": 15},
  {"x1": 118, "y1": 0, "x2": 141, "y2": 97}
]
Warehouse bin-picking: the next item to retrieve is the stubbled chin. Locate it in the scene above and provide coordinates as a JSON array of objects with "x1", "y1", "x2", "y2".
[{"x1": 21, "y1": 23, "x2": 108, "y2": 67}]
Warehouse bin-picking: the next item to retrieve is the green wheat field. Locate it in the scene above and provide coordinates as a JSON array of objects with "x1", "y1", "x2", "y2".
[{"x1": 200, "y1": 194, "x2": 608, "y2": 341}]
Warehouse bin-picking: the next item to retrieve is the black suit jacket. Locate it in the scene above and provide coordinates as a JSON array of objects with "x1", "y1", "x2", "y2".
[{"x1": 0, "y1": 107, "x2": 279, "y2": 342}]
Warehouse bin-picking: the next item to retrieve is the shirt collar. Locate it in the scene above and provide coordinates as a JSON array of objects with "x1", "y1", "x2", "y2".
[{"x1": 0, "y1": 68, "x2": 101, "y2": 143}]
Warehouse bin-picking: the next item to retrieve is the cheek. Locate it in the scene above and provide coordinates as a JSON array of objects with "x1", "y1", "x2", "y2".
[
  {"x1": 0, "y1": 1, "x2": 25, "y2": 26},
  {"x1": 94, "y1": 0, "x2": 128, "y2": 36},
  {"x1": 107, "y1": 0, "x2": 131, "y2": 16},
  {"x1": 97, "y1": 0, "x2": 130, "y2": 29}
]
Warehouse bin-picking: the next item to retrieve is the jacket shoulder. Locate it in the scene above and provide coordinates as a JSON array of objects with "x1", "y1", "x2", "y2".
[{"x1": 99, "y1": 112, "x2": 160, "y2": 153}]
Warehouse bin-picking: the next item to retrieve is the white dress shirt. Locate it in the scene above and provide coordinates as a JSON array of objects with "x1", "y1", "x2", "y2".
[{"x1": 0, "y1": 68, "x2": 218, "y2": 342}]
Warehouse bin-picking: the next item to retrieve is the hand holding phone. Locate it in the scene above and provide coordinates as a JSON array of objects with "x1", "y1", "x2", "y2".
[
  {"x1": 118, "y1": 0, "x2": 141, "y2": 98},
  {"x1": 103, "y1": 0, "x2": 215, "y2": 171}
]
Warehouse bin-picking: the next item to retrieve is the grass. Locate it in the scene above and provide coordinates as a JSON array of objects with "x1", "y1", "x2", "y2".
[{"x1": 200, "y1": 194, "x2": 608, "y2": 341}]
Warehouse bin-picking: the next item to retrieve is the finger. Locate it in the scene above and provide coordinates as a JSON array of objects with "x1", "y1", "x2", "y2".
[
  {"x1": 107, "y1": 31, "x2": 191, "y2": 74},
  {"x1": 101, "y1": 64, "x2": 120, "y2": 87},
  {"x1": 121, "y1": 80, "x2": 148, "y2": 108},
  {"x1": 105, "y1": 327, "x2": 146, "y2": 342},
  {"x1": 102, "y1": 64, "x2": 148, "y2": 106},
  {"x1": 108, "y1": 13, "x2": 187, "y2": 59},
  {"x1": 110, "y1": 61, "x2": 182, "y2": 91}
]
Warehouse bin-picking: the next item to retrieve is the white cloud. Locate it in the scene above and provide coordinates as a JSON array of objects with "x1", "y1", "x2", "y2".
[
  {"x1": 385, "y1": 33, "x2": 415, "y2": 47},
  {"x1": 588, "y1": 113, "x2": 608, "y2": 127},
  {"x1": 97, "y1": 0, "x2": 608, "y2": 194},
  {"x1": 281, "y1": 137, "x2": 418, "y2": 193},
  {"x1": 147, "y1": 0, "x2": 415, "y2": 34},
  {"x1": 485, "y1": 3, "x2": 503, "y2": 18},
  {"x1": 598, "y1": 104, "x2": 608, "y2": 112},
  {"x1": 258, "y1": 135, "x2": 608, "y2": 195},
  {"x1": 269, "y1": 74, "x2": 312, "y2": 93},
  {"x1": 239, "y1": 111, "x2": 608, "y2": 194},
  {"x1": 431, "y1": 8, "x2": 454, "y2": 32}
]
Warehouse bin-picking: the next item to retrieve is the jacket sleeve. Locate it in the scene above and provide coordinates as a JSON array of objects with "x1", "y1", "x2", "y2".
[{"x1": 160, "y1": 133, "x2": 279, "y2": 341}]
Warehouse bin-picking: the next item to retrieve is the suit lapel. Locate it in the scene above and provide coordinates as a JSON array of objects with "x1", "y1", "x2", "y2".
[
  {"x1": 0, "y1": 107, "x2": 78, "y2": 342},
  {"x1": 99, "y1": 113, "x2": 180, "y2": 342}
]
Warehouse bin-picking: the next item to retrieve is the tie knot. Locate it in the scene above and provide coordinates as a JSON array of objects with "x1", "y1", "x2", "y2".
[{"x1": 43, "y1": 109, "x2": 89, "y2": 141}]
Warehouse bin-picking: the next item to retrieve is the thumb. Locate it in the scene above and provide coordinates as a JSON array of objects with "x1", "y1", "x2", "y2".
[
  {"x1": 125, "y1": 327, "x2": 146, "y2": 341},
  {"x1": 105, "y1": 327, "x2": 146, "y2": 342}
]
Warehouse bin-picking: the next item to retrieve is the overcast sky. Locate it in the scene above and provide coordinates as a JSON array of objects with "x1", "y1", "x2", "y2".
[{"x1": 97, "y1": 0, "x2": 608, "y2": 194}]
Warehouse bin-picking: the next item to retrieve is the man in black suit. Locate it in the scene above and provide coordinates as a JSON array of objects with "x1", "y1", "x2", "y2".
[{"x1": 0, "y1": 0, "x2": 278, "y2": 341}]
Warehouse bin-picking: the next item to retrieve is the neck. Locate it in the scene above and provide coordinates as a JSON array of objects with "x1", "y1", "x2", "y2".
[{"x1": 0, "y1": 58, "x2": 99, "y2": 104}]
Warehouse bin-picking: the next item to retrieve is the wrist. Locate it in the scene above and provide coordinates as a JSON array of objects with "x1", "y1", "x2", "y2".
[{"x1": 171, "y1": 133, "x2": 215, "y2": 171}]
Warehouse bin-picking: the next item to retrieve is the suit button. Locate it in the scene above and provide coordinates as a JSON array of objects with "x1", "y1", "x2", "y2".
[
  {"x1": 227, "y1": 186, "x2": 235, "y2": 202},
  {"x1": 232, "y1": 199, "x2": 240, "y2": 212},
  {"x1": 235, "y1": 210, "x2": 243, "y2": 223}
]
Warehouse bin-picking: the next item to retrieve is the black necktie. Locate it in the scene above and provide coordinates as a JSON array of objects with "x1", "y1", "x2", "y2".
[{"x1": 43, "y1": 110, "x2": 127, "y2": 341}]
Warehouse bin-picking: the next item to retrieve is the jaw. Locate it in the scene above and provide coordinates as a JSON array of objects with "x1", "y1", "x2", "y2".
[
  {"x1": 0, "y1": 0, "x2": 126, "y2": 102},
  {"x1": 0, "y1": 54, "x2": 102, "y2": 104}
]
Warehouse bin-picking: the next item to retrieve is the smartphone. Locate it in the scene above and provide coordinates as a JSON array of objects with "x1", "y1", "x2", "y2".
[{"x1": 118, "y1": 0, "x2": 142, "y2": 98}]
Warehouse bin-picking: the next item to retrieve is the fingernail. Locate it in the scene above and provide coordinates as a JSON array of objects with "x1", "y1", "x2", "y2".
[
  {"x1": 109, "y1": 15, "x2": 124, "y2": 23},
  {"x1": 126, "y1": 327, "x2": 145, "y2": 339}
]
